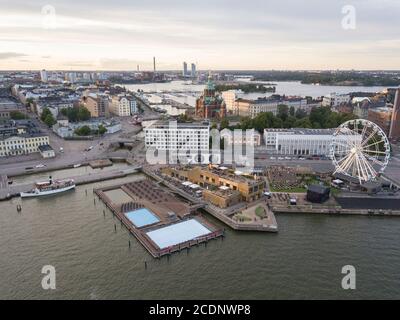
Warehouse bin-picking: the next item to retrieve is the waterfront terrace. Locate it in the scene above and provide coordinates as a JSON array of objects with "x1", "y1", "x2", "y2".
[{"x1": 161, "y1": 165, "x2": 266, "y2": 204}]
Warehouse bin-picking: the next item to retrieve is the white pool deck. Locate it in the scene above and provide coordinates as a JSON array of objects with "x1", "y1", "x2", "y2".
[{"x1": 146, "y1": 219, "x2": 212, "y2": 249}]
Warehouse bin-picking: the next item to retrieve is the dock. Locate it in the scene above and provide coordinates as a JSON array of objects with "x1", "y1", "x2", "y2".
[
  {"x1": 141, "y1": 167, "x2": 278, "y2": 232},
  {"x1": 94, "y1": 180, "x2": 224, "y2": 258},
  {"x1": 0, "y1": 166, "x2": 141, "y2": 201}
]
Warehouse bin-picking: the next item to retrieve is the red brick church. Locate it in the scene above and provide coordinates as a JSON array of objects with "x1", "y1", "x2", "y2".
[{"x1": 195, "y1": 74, "x2": 226, "y2": 119}]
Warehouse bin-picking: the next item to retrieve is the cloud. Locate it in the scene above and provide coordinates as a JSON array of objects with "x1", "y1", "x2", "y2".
[
  {"x1": 0, "y1": 0, "x2": 399, "y2": 69},
  {"x1": 0, "y1": 52, "x2": 27, "y2": 59}
]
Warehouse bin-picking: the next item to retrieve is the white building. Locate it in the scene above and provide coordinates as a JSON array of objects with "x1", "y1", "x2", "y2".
[
  {"x1": 38, "y1": 144, "x2": 55, "y2": 158},
  {"x1": 110, "y1": 95, "x2": 135, "y2": 117},
  {"x1": 221, "y1": 129, "x2": 261, "y2": 146},
  {"x1": 191, "y1": 63, "x2": 196, "y2": 78},
  {"x1": 322, "y1": 93, "x2": 350, "y2": 107},
  {"x1": 52, "y1": 119, "x2": 121, "y2": 138},
  {"x1": 40, "y1": 69, "x2": 48, "y2": 83},
  {"x1": 234, "y1": 97, "x2": 308, "y2": 118},
  {"x1": 144, "y1": 121, "x2": 210, "y2": 152},
  {"x1": 0, "y1": 134, "x2": 50, "y2": 157},
  {"x1": 221, "y1": 90, "x2": 243, "y2": 113},
  {"x1": 264, "y1": 128, "x2": 357, "y2": 156},
  {"x1": 183, "y1": 62, "x2": 188, "y2": 77}
]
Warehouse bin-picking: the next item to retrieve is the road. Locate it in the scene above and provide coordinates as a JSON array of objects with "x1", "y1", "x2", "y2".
[{"x1": 0, "y1": 116, "x2": 144, "y2": 177}]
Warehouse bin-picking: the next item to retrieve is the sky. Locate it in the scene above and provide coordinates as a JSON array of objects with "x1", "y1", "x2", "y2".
[{"x1": 0, "y1": 0, "x2": 400, "y2": 71}]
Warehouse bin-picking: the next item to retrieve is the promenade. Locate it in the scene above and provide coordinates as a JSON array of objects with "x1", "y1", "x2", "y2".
[{"x1": 0, "y1": 166, "x2": 141, "y2": 201}]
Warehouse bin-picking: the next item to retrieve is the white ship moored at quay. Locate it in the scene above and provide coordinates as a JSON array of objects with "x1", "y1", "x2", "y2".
[{"x1": 20, "y1": 178, "x2": 76, "y2": 198}]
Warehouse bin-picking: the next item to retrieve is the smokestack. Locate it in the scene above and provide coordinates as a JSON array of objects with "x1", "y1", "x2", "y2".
[{"x1": 153, "y1": 57, "x2": 156, "y2": 72}]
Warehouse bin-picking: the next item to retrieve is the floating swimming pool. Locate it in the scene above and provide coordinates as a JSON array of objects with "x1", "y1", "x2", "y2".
[
  {"x1": 146, "y1": 219, "x2": 211, "y2": 249},
  {"x1": 125, "y1": 208, "x2": 160, "y2": 228}
]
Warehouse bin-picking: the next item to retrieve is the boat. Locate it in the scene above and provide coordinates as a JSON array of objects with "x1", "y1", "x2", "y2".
[{"x1": 20, "y1": 177, "x2": 75, "y2": 198}]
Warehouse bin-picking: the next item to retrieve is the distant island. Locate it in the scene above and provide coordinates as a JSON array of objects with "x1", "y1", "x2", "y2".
[
  {"x1": 215, "y1": 83, "x2": 276, "y2": 93},
  {"x1": 245, "y1": 70, "x2": 400, "y2": 87}
]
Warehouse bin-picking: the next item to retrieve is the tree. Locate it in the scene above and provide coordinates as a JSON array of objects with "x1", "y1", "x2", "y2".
[
  {"x1": 277, "y1": 104, "x2": 289, "y2": 122},
  {"x1": 220, "y1": 118, "x2": 230, "y2": 130},
  {"x1": 98, "y1": 124, "x2": 107, "y2": 135},
  {"x1": 295, "y1": 108, "x2": 307, "y2": 119},
  {"x1": 77, "y1": 106, "x2": 91, "y2": 121},
  {"x1": 289, "y1": 106, "x2": 295, "y2": 117},
  {"x1": 40, "y1": 107, "x2": 52, "y2": 122},
  {"x1": 10, "y1": 111, "x2": 26, "y2": 120},
  {"x1": 44, "y1": 113, "x2": 56, "y2": 127},
  {"x1": 25, "y1": 98, "x2": 34, "y2": 108},
  {"x1": 60, "y1": 108, "x2": 68, "y2": 117},
  {"x1": 74, "y1": 125, "x2": 91, "y2": 136}
]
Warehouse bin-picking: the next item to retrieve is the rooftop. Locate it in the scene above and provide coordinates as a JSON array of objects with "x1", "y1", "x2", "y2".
[
  {"x1": 145, "y1": 120, "x2": 210, "y2": 130},
  {"x1": 264, "y1": 128, "x2": 335, "y2": 135}
]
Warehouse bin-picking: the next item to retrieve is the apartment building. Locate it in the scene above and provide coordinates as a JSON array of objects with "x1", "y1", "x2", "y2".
[
  {"x1": 144, "y1": 121, "x2": 210, "y2": 152},
  {"x1": 322, "y1": 93, "x2": 350, "y2": 107},
  {"x1": 110, "y1": 95, "x2": 137, "y2": 117},
  {"x1": 234, "y1": 96, "x2": 307, "y2": 118},
  {"x1": 221, "y1": 90, "x2": 243, "y2": 113},
  {"x1": 82, "y1": 93, "x2": 109, "y2": 118},
  {"x1": 368, "y1": 107, "x2": 392, "y2": 135}
]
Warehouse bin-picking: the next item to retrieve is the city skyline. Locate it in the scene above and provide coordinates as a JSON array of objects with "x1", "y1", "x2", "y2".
[{"x1": 1, "y1": 0, "x2": 400, "y2": 71}]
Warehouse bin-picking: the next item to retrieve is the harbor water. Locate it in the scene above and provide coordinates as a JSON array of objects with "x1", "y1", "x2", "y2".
[{"x1": 1, "y1": 173, "x2": 400, "y2": 299}]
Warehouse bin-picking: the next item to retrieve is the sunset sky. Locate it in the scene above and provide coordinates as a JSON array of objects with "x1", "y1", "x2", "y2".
[{"x1": 1, "y1": 0, "x2": 400, "y2": 70}]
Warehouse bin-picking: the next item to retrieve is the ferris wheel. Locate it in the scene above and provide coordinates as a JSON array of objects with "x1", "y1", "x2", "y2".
[{"x1": 330, "y1": 119, "x2": 390, "y2": 184}]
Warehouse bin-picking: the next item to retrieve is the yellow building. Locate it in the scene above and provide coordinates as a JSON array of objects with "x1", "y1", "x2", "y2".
[{"x1": 161, "y1": 166, "x2": 265, "y2": 208}]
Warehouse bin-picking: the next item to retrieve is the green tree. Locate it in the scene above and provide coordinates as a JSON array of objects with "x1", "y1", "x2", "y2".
[
  {"x1": 220, "y1": 118, "x2": 230, "y2": 130},
  {"x1": 40, "y1": 107, "x2": 52, "y2": 122},
  {"x1": 77, "y1": 106, "x2": 91, "y2": 121},
  {"x1": 44, "y1": 113, "x2": 56, "y2": 127},
  {"x1": 10, "y1": 111, "x2": 26, "y2": 120},
  {"x1": 98, "y1": 124, "x2": 107, "y2": 135},
  {"x1": 295, "y1": 108, "x2": 307, "y2": 119},
  {"x1": 277, "y1": 104, "x2": 289, "y2": 122},
  {"x1": 289, "y1": 106, "x2": 295, "y2": 117},
  {"x1": 74, "y1": 125, "x2": 91, "y2": 136}
]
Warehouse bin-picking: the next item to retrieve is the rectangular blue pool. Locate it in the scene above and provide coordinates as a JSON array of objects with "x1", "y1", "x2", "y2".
[
  {"x1": 125, "y1": 208, "x2": 160, "y2": 228},
  {"x1": 146, "y1": 219, "x2": 211, "y2": 249}
]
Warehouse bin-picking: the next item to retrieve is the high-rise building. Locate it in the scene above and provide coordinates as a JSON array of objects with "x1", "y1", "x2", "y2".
[
  {"x1": 183, "y1": 62, "x2": 188, "y2": 77},
  {"x1": 153, "y1": 57, "x2": 156, "y2": 72},
  {"x1": 40, "y1": 69, "x2": 48, "y2": 82},
  {"x1": 191, "y1": 63, "x2": 196, "y2": 78},
  {"x1": 389, "y1": 88, "x2": 400, "y2": 141}
]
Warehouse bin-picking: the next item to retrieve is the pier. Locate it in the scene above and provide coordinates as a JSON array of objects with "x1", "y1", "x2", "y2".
[
  {"x1": 93, "y1": 180, "x2": 224, "y2": 258},
  {"x1": 0, "y1": 166, "x2": 141, "y2": 201}
]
